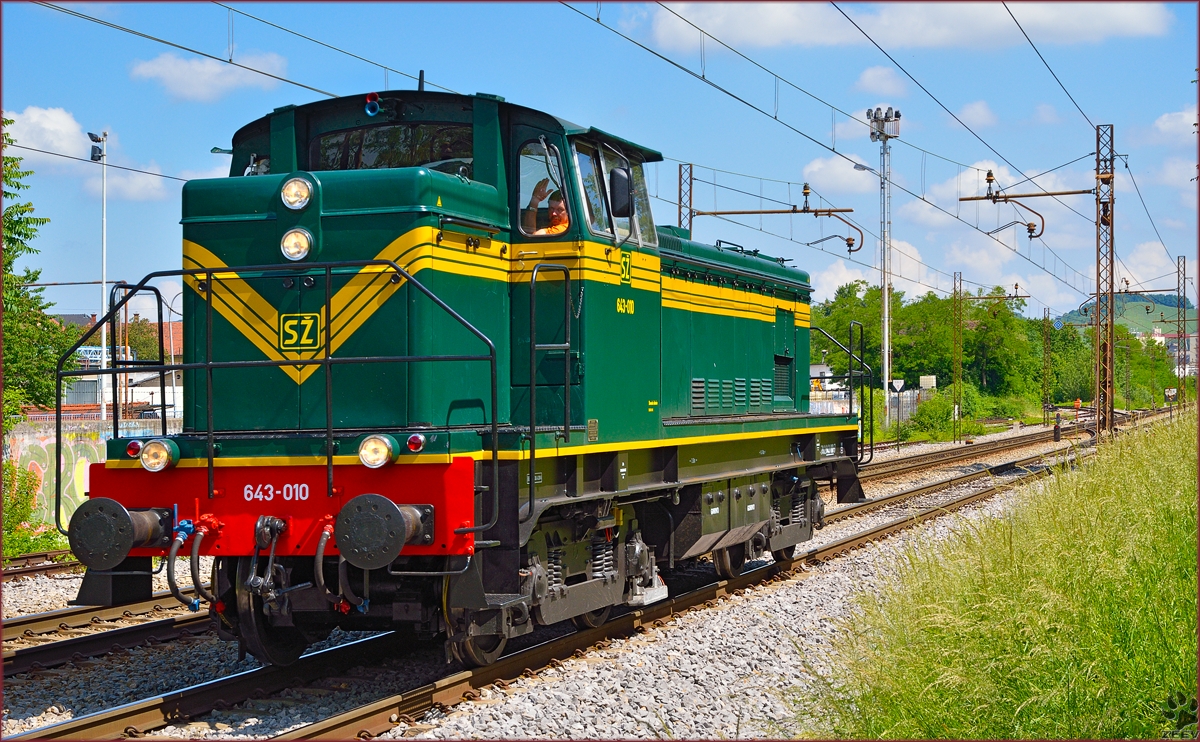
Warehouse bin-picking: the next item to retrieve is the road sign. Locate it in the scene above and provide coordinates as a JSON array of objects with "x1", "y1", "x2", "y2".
[
  {"x1": 890, "y1": 379, "x2": 905, "y2": 392},
  {"x1": 1165, "y1": 387, "x2": 1178, "y2": 402},
  {"x1": 919, "y1": 375, "x2": 937, "y2": 389},
  {"x1": 1053, "y1": 319, "x2": 1064, "y2": 330}
]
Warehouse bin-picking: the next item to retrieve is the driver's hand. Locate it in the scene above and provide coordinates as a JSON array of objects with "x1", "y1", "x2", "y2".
[{"x1": 530, "y1": 178, "x2": 551, "y2": 206}]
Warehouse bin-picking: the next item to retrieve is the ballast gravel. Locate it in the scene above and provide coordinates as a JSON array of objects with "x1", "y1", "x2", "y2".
[
  {"x1": 1, "y1": 426, "x2": 1066, "y2": 738},
  {"x1": 1, "y1": 556, "x2": 215, "y2": 618},
  {"x1": 2, "y1": 476, "x2": 1040, "y2": 739}
]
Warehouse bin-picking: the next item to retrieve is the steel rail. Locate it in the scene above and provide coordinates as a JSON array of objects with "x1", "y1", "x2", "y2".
[
  {"x1": 3, "y1": 559, "x2": 83, "y2": 582},
  {"x1": 12, "y1": 415, "x2": 1169, "y2": 740},
  {"x1": 274, "y1": 459, "x2": 1073, "y2": 740},
  {"x1": 3, "y1": 589, "x2": 201, "y2": 641},
  {"x1": 829, "y1": 447, "x2": 1078, "y2": 524},
  {"x1": 4, "y1": 612, "x2": 210, "y2": 677},
  {"x1": 859, "y1": 427, "x2": 1067, "y2": 480}
]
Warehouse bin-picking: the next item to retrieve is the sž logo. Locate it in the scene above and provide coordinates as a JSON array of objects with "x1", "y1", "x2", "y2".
[{"x1": 278, "y1": 313, "x2": 323, "y2": 351}]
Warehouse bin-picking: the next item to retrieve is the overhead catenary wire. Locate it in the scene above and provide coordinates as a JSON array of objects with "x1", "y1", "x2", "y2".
[
  {"x1": 1002, "y1": 2, "x2": 1095, "y2": 130},
  {"x1": 5, "y1": 144, "x2": 190, "y2": 182},
  {"x1": 34, "y1": 2, "x2": 338, "y2": 98},
  {"x1": 1118, "y1": 154, "x2": 1178, "y2": 267},
  {"x1": 564, "y1": 3, "x2": 1091, "y2": 298},
  {"x1": 829, "y1": 2, "x2": 1094, "y2": 227},
  {"x1": 651, "y1": 2, "x2": 987, "y2": 175},
  {"x1": 212, "y1": 2, "x2": 458, "y2": 94}
]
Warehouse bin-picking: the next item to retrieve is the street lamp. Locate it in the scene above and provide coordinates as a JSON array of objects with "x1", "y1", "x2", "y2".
[{"x1": 89, "y1": 131, "x2": 108, "y2": 421}]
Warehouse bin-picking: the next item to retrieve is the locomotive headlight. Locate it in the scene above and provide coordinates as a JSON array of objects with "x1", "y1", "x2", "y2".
[
  {"x1": 140, "y1": 439, "x2": 179, "y2": 472},
  {"x1": 281, "y1": 178, "x2": 312, "y2": 210},
  {"x1": 358, "y1": 434, "x2": 397, "y2": 468},
  {"x1": 280, "y1": 228, "x2": 313, "y2": 261}
]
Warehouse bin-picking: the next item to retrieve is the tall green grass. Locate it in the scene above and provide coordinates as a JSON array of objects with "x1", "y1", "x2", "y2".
[{"x1": 808, "y1": 412, "x2": 1198, "y2": 738}]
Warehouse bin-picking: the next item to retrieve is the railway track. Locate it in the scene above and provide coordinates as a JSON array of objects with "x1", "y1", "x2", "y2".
[
  {"x1": 3, "y1": 589, "x2": 207, "y2": 678},
  {"x1": 859, "y1": 425, "x2": 1076, "y2": 480},
  {"x1": 10, "y1": 445, "x2": 1081, "y2": 741},
  {"x1": 3, "y1": 551, "x2": 82, "y2": 582}
]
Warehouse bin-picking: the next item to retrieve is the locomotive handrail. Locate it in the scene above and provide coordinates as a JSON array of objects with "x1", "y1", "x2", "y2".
[
  {"x1": 54, "y1": 258, "x2": 501, "y2": 543},
  {"x1": 810, "y1": 323, "x2": 874, "y2": 465},
  {"x1": 521, "y1": 263, "x2": 572, "y2": 524}
]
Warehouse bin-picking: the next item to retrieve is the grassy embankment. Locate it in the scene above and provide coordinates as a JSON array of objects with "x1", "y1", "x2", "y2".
[{"x1": 807, "y1": 411, "x2": 1198, "y2": 738}]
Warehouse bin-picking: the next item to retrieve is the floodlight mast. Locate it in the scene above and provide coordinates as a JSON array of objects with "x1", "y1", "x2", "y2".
[
  {"x1": 868, "y1": 107, "x2": 899, "y2": 420},
  {"x1": 88, "y1": 131, "x2": 108, "y2": 420}
]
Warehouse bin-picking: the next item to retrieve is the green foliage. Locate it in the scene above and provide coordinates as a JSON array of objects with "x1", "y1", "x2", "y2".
[
  {"x1": 3, "y1": 118, "x2": 81, "y2": 431},
  {"x1": 2, "y1": 461, "x2": 67, "y2": 557},
  {"x1": 811, "y1": 280, "x2": 1186, "y2": 419},
  {"x1": 807, "y1": 413, "x2": 1198, "y2": 738}
]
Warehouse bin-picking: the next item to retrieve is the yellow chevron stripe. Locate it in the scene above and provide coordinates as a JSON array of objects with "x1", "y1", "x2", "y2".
[{"x1": 184, "y1": 227, "x2": 810, "y2": 385}]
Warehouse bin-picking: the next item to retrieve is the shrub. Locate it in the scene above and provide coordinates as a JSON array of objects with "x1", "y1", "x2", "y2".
[{"x1": 3, "y1": 461, "x2": 67, "y2": 557}]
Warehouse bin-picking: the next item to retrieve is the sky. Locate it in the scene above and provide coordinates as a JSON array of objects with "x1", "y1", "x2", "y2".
[{"x1": 3, "y1": 2, "x2": 1197, "y2": 322}]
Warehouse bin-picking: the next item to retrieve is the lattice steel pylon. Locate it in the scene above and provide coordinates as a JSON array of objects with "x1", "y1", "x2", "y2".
[
  {"x1": 952, "y1": 271, "x2": 964, "y2": 442},
  {"x1": 1178, "y1": 255, "x2": 1187, "y2": 405},
  {"x1": 1043, "y1": 308, "x2": 1052, "y2": 426},
  {"x1": 1094, "y1": 125, "x2": 1115, "y2": 435},
  {"x1": 678, "y1": 163, "x2": 693, "y2": 235}
]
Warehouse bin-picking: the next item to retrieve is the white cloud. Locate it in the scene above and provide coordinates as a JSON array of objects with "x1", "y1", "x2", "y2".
[
  {"x1": 84, "y1": 162, "x2": 169, "y2": 201},
  {"x1": 802, "y1": 153, "x2": 877, "y2": 194},
  {"x1": 855, "y1": 66, "x2": 906, "y2": 97},
  {"x1": 131, "y1": 51, "x2": 287, "y2": 102},
  {"x1": 810, "y1": 259, "x2": 869, "y2": 302},
  {"x1": 1151, "y1": 104, "x2": 1197, "y2": 144},
  {"x1": 957, "y1": 100, "x2": 997, "y2": 128},
  {"x1": 127, "y1": 279, "x2": 184, "y2": 320},
  {"x1": 1154, "y1": 156, "x2": 1197, "y2": 188},
  {"x1": 1034, "y1": 103, "x2": 1060, "y2": 124},
  {"x1": 3, "y1": 105, "x2": 89, "y2": 163},
  {"x1": 1121, "y1": 241, "x2": 1193, "y2": 291},
  {"x1": 650, "y1": 3, "x2": 1171, "y2": 51}
]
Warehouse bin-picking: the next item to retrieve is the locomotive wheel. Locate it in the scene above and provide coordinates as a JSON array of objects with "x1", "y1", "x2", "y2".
[
  {"x1": 570, "y1": 605, "x2": 611, "y2": 630},
  {"x1": 458, "y1": 632, "x2": 508, "y2": 668},
  {"x1": 771, "y1": 545, "x2": 797, "y2": 563},
  {"x1": 235, "y1": 557, "x2": 307, "y2": 667},
  {"x1": 713, "y1": 543, "x2": 747, "y2": 580}
]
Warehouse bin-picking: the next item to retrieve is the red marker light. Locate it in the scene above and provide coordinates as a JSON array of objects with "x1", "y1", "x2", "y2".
[
  {"x1": 125, "y1": 440, "x2": 143, "y2": 457},
  {"x1": 365, "y1": 92, "x2": 379, "y2": 103},
  {"x1": 213, "y1": 600, "x2": 226, "y2": 614},
  {"x1": 407, "y1": 433, "x2": 426, "y2": 452}
]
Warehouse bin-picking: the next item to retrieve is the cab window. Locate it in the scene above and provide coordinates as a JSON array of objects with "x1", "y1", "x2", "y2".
[
  {"x1": 598, "y1": 147, "x2": 633, "y2": 242},
  {"x1": 631, "y1": 162, "x2": 657, "y2": 248},
  {"x1": 309, "y1": 123, "x2": 472, "y2": 176},
  {"x1": 573, "y1": 141, "x2": 612, "y2": 235},
  {"x1": 518, "y1": 139, "x2": 570, "y2": 237}
]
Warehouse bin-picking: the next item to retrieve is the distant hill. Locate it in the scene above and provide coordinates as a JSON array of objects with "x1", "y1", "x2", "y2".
[{"x1": 1059, "y1": 294, "x2": 1196, "y2": 335}]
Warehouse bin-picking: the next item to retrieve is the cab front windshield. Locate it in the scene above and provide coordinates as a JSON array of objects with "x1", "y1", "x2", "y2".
[{"x1": 308, "y1": 123, "x2": 473, "y2": 177}]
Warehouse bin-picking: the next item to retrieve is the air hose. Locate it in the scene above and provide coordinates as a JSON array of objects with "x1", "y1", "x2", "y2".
[
  {"x1": 166, "y1": 521, "x2": 201, "y2": 612},
  {"x1": 314, "y1": 525, "x2": 341, "y2": 603},
  {"x1": 189, "y1": 527, "x2": 218, "y2": 604},
  {"x1": 338, "y1": 556, "x2": 367, "y2": 611}
]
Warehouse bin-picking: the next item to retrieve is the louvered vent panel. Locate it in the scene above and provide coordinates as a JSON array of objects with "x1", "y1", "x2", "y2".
[
  {"x1": 749, "y1": 379, "x2": 761, "y2": 407},
  {"x1": 721, "y1": 379, "x2": 734, "y2": 408},
  {"x1": 734, "y1": 378, "x2": 747, "y2": 408},
  {"x1": 774, "y1": 358, "x2": 793, "y2": 399},
  {"x1": 691, "y1": 378, "x2": 706, "y2": 412},
  {"x1": 707, "y1": 379, "x2": 721, "y2": 410}
]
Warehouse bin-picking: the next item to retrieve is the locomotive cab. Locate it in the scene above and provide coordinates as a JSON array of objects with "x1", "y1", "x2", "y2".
[{"x1": 62, "y1": 88, "x2": 870, "y2": 667}]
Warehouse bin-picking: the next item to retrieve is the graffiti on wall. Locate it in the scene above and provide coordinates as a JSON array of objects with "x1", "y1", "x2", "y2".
[{"x1": 4, "y1": 422, "x2": 178, "y2": 525}]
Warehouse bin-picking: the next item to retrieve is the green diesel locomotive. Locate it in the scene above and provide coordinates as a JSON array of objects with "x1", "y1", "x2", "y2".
[{"x1": 61, "y1": 88, "x2": 872, "y2": 667}]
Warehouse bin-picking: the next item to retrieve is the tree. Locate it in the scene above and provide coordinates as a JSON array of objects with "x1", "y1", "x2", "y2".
[
  {"x1": 3, "y1": 118, "x2": 80, "y2": 430},
  {"x1": 81, "y1": 314, "x2": 162, "y2": 362}
]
